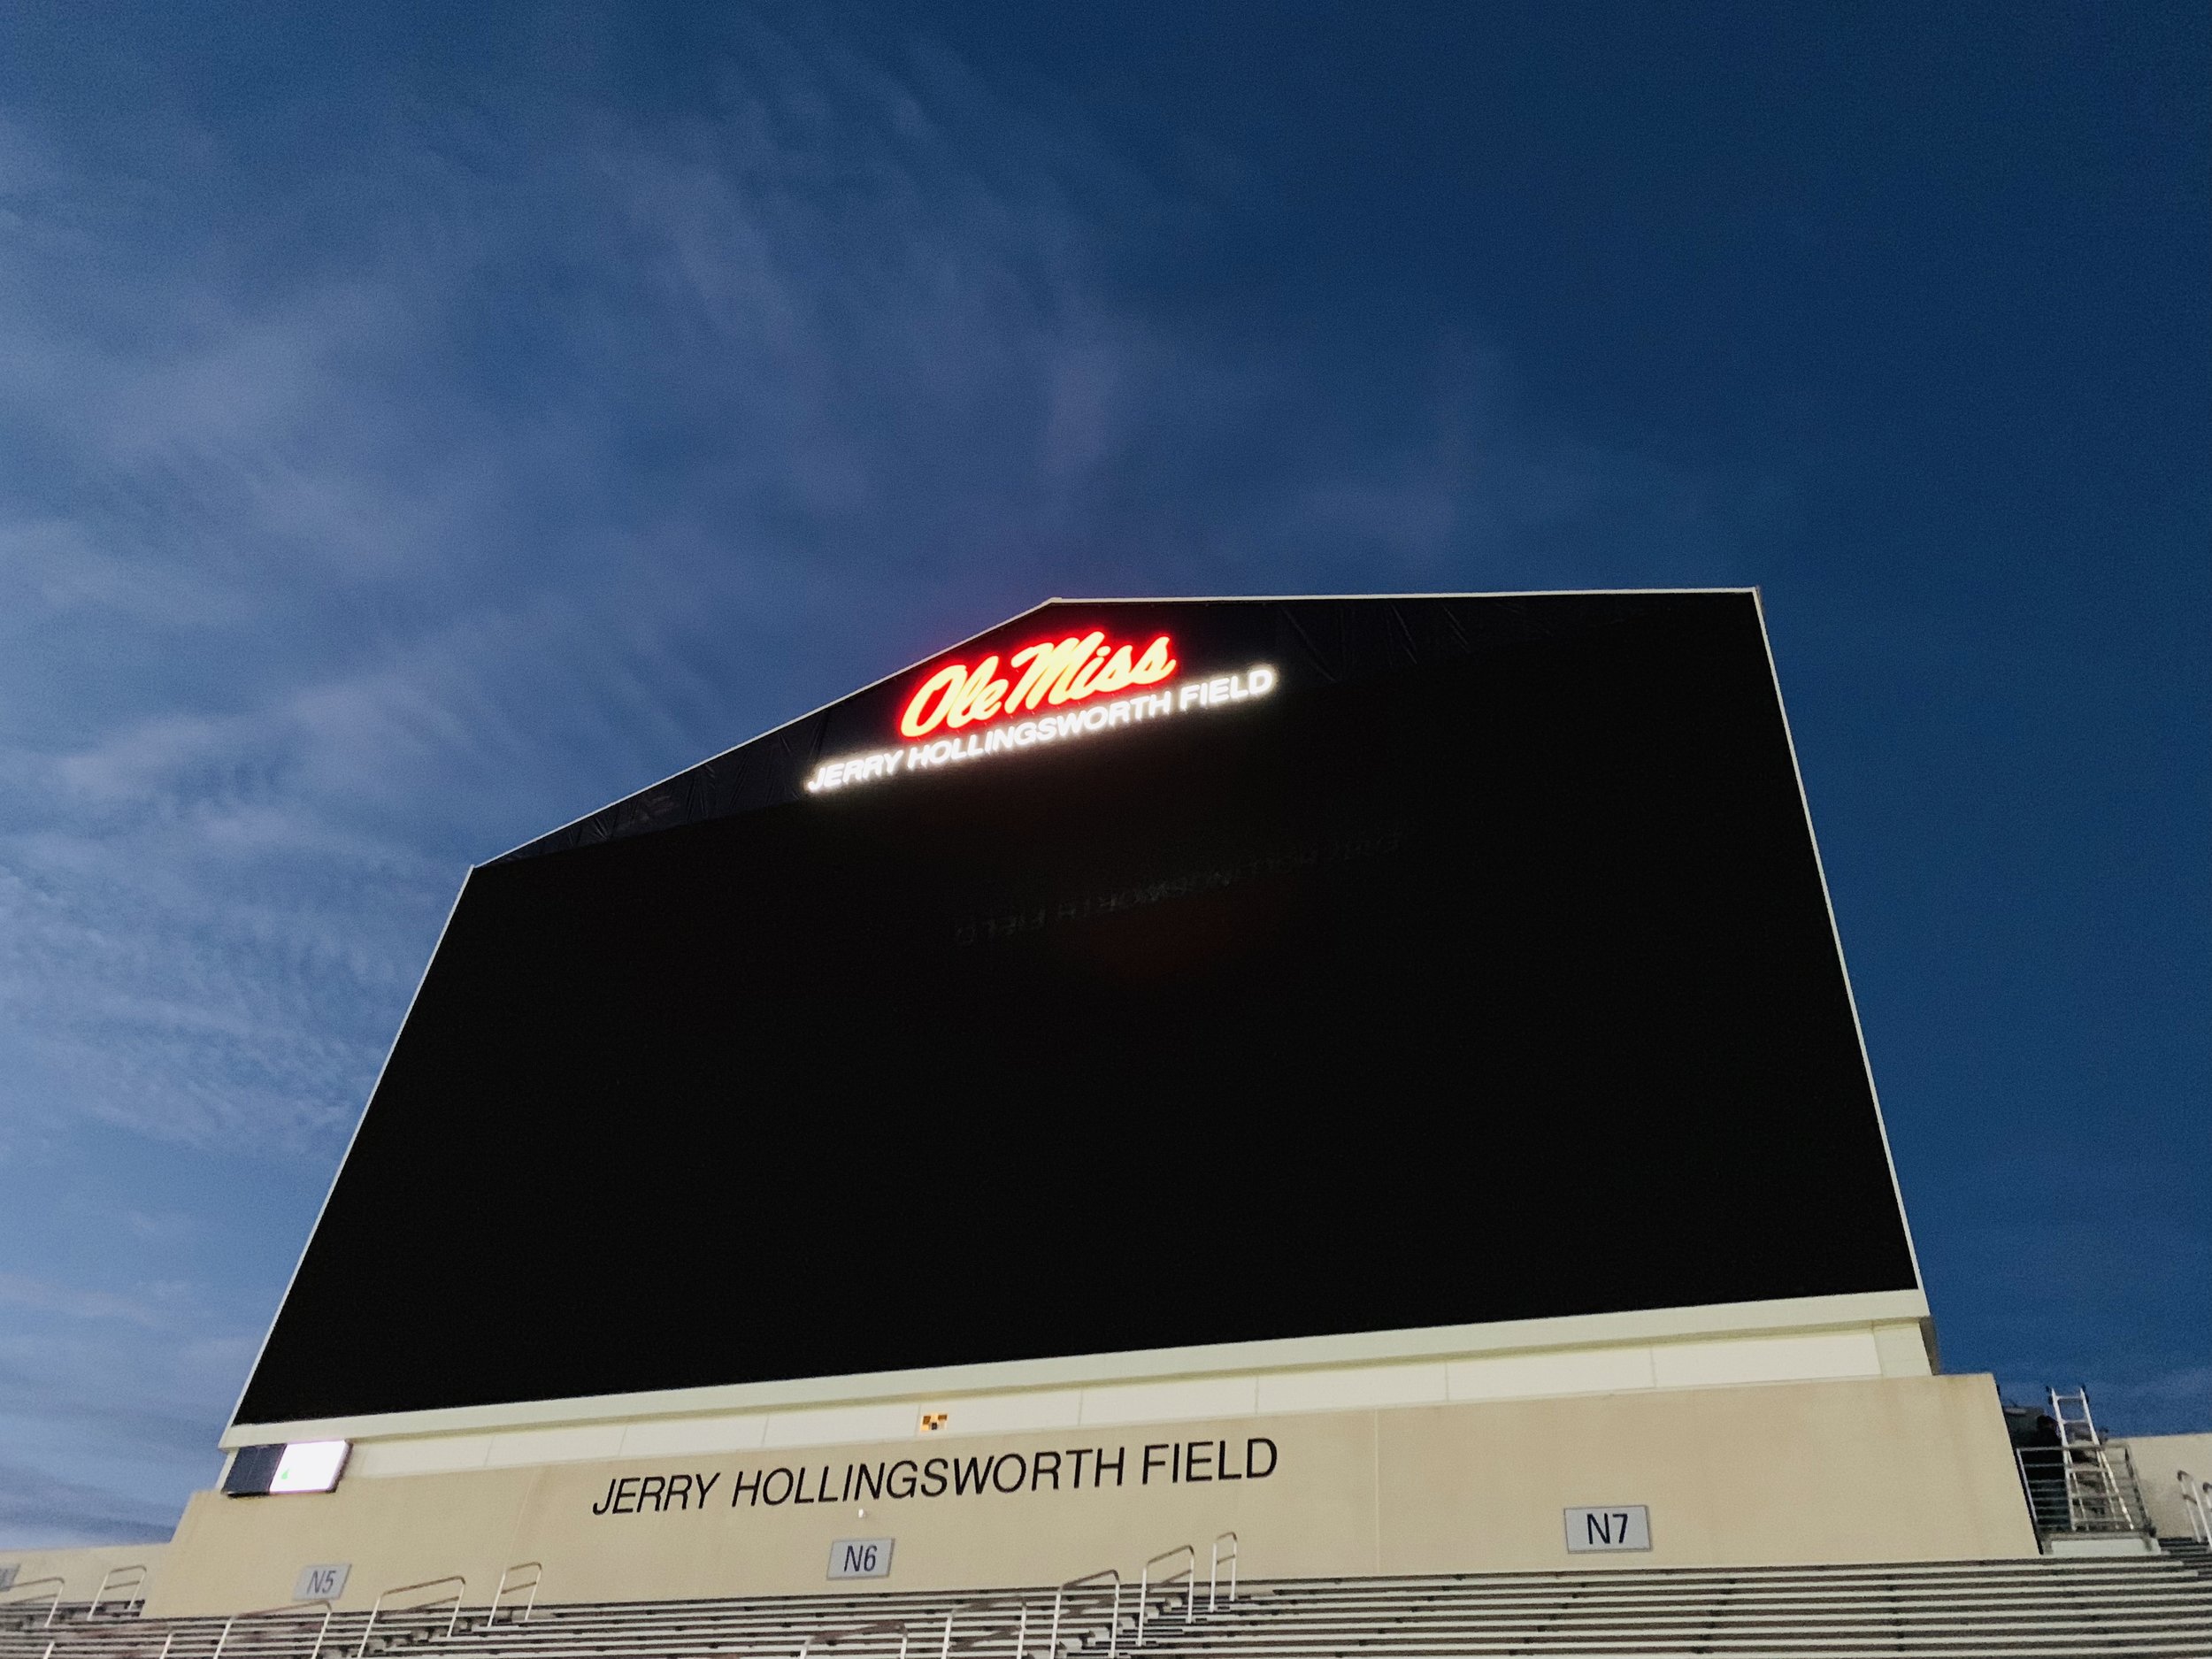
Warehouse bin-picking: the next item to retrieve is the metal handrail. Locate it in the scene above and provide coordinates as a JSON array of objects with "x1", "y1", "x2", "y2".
[
  {"x1": 795, "y1": 1616, "x2": 893, "y2": 1659},
  {"x1": 88, "y1": 1563, "x2": 150, "y2": 1619},
  {"x1": 933, "y1": 1593, "x2": 1045, "y2": 1659},
  {"x1": 1048, "y1": 1570, "x2": 1120, "y2": 1659},
  {"x1": 1209, "y1": 1533, "x2": 1239, "y2": 1611},
  {"x1": 485, "y1": 1563, "x2": 543, "y2": 1631},
  {"x1": 2181, "y1": 1471, "x2": 2210, "y2": 1545},
  {"x1": 2016, "y1": 1443, "x2": 2142, "y2": 1533},
  {"x1": 1135, "y1": 1546, "x2": 1194, "y2": 1647},
  {"x1": 795, "y1": 1548, "x2": 1202, "y2": 1659},
  {"x1": 796, "y1": 1616, "x2": 910, "y2": 1659},
  {"x1": 0, "y1": 1578, "x2": 67, "y2": 1630},
  {"x1": 938, "y1": 1601, "x2": 1013, "y2": 1659},
  {"x1": 212, "y1": 1600, "x2": 334, "y2": 1659},
  {"x1": 356, "y1": 1577, "x2": 466, "y2": 1658},
  {"x1": 802, "y1": 1595, "x2": 1038, "y2": 1659}
]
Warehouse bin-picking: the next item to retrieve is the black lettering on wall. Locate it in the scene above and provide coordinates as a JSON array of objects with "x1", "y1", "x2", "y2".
[
  {"x1": 592, "y1": 1436, "x2": 1271, "y2": 1520},
  {"x1": 952, "y1": 1455, "x2": 993, "y2": 1496}
]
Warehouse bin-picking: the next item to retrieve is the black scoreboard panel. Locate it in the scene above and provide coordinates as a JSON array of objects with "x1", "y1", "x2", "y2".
[{"x1": 236, "y1": 592, "x2": 1917, "y2": 1425}]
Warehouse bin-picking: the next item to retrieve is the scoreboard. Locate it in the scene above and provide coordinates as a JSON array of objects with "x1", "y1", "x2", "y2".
[{"x1": 236, "y1": 592, "x2": 1916, "y2": 1426}]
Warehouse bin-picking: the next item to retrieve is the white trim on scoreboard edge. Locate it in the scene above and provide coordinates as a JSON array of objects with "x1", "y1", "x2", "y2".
[{"x1": 223, "y1": 1286, "x2": 1931, "y2": 1451}]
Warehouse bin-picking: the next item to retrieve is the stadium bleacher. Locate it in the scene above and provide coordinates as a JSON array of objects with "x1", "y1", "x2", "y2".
[{"x1": 9, "y1": 1549, "x2": 2212, "y2": 1659}]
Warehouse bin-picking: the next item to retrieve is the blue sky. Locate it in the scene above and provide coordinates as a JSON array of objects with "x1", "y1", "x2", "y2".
[{"x1": 0, "y1": 2, "x2": 2204, "y2": 1545}]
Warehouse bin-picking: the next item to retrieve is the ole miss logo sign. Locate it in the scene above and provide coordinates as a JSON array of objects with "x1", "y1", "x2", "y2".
[
  {"x1": 806, "y1": 628, "x2": 1277, "y2": 795},
  {"x1": 899, "y1": 632, "x2": 1178, "y2": 738}
]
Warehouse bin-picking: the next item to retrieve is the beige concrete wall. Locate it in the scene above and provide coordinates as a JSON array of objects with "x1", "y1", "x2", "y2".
[
  {"x1": 0, "y1": 1543, "x2": 165, "y2": 1609},
  {"x1": 2115, "y1": 1432, "x2": 2212, "y2": 1540},
  {"x1": 147, "y1": 1373, "x2": 2032, "y2": 1617}
]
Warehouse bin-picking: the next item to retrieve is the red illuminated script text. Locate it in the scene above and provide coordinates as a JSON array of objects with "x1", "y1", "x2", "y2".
[{"x1": 900, "y1": 633, "x2": 1176, "y2": 739}]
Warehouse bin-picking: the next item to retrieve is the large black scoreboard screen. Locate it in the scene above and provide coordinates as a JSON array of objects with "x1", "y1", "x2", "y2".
[{"x1": 237, "y1": 592, "x2": 1917, "y2": 1425}]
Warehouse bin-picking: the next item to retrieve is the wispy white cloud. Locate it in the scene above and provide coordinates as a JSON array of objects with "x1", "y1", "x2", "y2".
[
  {"x1": 0, "y1": 1271, "x2": 186, "y2": 1330},
  {"x1": 0, "y1": 1269, "x2": 247, "y2": 1546},
  {"x1": 0, "y1": 1458, "x2": 179, "y2": 1548}
]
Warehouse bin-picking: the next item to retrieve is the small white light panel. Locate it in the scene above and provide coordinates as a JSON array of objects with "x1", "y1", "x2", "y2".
[{"x1": 270, "y1": 1440, "x2": 349, "y2": 1494}]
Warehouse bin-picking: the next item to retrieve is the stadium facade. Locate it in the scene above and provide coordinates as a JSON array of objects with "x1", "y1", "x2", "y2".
[{"x1": 10, "y1": 594, "x2": 2200, "y2": 1626}]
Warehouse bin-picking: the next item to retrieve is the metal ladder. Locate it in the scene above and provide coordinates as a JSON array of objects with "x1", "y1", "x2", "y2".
[{"x1": 2049, "y1": 1386, "x2": 2139, "y2": 1531}]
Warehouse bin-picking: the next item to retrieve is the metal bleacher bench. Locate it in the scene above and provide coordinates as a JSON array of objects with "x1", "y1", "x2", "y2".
[{"x1": 7, "y1": 1554, "x2": 2212, "y2": 1659}]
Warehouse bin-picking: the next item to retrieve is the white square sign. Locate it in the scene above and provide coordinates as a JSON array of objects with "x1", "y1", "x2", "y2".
[{"x1": 1563, "y1": 1504, "x2": 1651, "y2": 1552}]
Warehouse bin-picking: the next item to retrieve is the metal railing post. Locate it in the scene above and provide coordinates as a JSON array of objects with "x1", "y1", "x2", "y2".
[
  {"x1": 1048, "y1": 1569, "x2": 1118, "y2": 1659},
  {"x1": 488, "y1": 1563, "x2": 543, "y2": 1632},
  {"x1": 88, "y1": 1564, "x2": 148, "y2": 1620},
  {"x1": 2180, "y1": 1471, "x2": 2209, "y2": 1544},
  {"x1": 219, "y1": 1598, "x2": 333, "y2": 1659},
  {"x1": 0, "y1": 1578, "x2": 66, "y2": 1631},
  {"x1": 1136, "y1": 1547, "x2": 1194, "y2": 1647},
  {"x1": 356, "y1": 1576, "x2": 466, "y2": 1659},
  {"x1": 1209, "y1": 1534, "x2": 1238, "y2": 1611}
]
